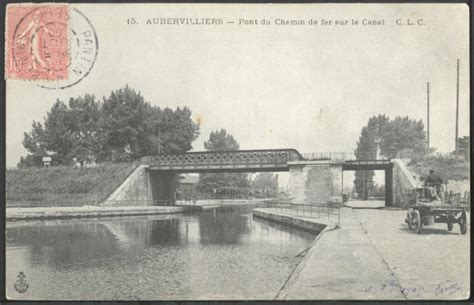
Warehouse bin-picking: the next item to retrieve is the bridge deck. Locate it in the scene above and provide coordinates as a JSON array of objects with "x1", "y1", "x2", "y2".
[
  {"x1": 142, "y1": 149, "x2": 304, "y2": 172},
  {"x1": 142, "y1": 149, "x2": 393, "y2": 172},
  {"x1": 148, "y1": 164, "x2": 292, "y2": 173}
]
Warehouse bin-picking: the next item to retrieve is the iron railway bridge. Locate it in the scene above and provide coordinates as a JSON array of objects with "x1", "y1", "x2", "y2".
[
  {"x1": 141, "y1": 149, "x2": 304, "y2": 172},
  {"x1": 141, "y1": 149, "x2": 392, "y2": 172}
]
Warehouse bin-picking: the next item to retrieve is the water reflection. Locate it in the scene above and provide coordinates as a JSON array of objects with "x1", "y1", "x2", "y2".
[
  {"x1": 149, "y1": 218, "x2": 181, "y2": 245},
  {"x1": 198, "y1": 205, "x2": 251, "y2": 244},
  {"x1": 6, "y1": 203, "x2": 316, "y2": 300},
  {"x1": 7, "y1": 223, "x2": 120, "y2": 268}
]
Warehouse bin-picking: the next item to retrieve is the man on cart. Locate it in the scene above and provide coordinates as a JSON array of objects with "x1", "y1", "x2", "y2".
[
  {"x1": 406, "y1": 169, "x2": 467, "y2": 234},
  {"x1": 424, "y1": 169, "x2": 443, "y2": 201}
]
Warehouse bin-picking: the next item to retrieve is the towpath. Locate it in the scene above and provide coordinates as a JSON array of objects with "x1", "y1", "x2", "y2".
[{"x1": 275, "y1": 207, "x2": 470, "y2": 300}]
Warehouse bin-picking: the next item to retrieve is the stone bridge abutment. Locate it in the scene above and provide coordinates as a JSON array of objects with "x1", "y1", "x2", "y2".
[
  {"x1": 288, "y1": 161, "x2": 344, "y2": 204},
  {"x1": 102, "y1": 165, "x2": 178, "y2": 206}
]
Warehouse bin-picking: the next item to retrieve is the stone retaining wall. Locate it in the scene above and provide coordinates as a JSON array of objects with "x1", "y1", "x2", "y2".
[
  {"x1": 6, "y1": 206, "x2": 186, "y2": 221},
  {"x1": 253, "y1": 209, "x2": 330, "y2": 233},
  {"x1": 392, "y1": 159, "x2": 418, "y2": 207},
  {"x1": 102, "y1": 165, "x2": 152, "y2": 206}
]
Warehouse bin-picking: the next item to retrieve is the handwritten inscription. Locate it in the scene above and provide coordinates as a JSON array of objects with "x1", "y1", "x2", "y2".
[
  {"x1": 365, "y1": 280, "x2": 420, "y2": 294},
  {"x1": 365, "y1": 280, "x2": 462, "y2": 296},
  {"x1": 434, "y1": 281, "x2": 462, "y2": 295}
]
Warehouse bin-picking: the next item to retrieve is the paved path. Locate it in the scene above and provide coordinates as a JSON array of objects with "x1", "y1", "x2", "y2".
[
  {"x1": 278, "y1": 207, "x2": 470, "y2": 300},
  {"x1": 355, "y1": 209, "x2": 470, "y2": 299}
]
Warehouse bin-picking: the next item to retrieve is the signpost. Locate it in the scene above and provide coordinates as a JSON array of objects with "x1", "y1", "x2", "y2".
[{"x1": 42, "y1": 156, "x2": 52, "y2": 168}]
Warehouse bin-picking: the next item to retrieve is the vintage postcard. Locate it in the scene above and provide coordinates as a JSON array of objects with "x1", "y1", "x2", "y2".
[{"x1": 4, "y1": 3, "x2": 470, "y2": 301}]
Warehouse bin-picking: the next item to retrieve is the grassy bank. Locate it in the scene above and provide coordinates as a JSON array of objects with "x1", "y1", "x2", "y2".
[
  {"x1": 408, "y1": 157, "x2": 470, "y2": 181},
  {"x1": 6, "y1": 163, "x2": 139, "y2": 207}
]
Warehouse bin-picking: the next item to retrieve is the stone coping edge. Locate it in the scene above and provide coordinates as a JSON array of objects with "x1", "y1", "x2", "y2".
[
  {"x1": 253, "y1": 209, "x2": 331, "y2": 233},
  {"x1": 252, "y1": 208, "x2": 339, "y2": 300},
  {"x1": 6, "y1": 206, "x2": 187, "y2": 221},
  {"x1": 275, "y1": 224, "x2": 337, "y2": 300}
]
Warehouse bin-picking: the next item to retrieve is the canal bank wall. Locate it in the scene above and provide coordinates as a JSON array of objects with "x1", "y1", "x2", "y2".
[
  {"x1": 6, "y1": 200, "x2": 262, "y2": 221},
  {"x1": 6, "y1": 206, "x2": 193, "y2": 221},
  {"x1": 252, "y1": 208, "x2": 339, "y2": 299},
  {"x1": 252, "y1": 209, "x2": 332, "y2": 233}
]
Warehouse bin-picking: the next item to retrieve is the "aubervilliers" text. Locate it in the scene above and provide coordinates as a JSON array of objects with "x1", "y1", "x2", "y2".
[{"x1": 146, "y1": 18, "x2": 223, "y2": 25}]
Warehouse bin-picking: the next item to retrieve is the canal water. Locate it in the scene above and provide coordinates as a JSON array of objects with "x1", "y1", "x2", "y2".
[{"x1": 6, "y1": 203, "x2": 316, "y2": 300}]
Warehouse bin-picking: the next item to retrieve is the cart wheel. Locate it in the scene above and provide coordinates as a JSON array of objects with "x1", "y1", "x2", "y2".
[
  {"x1": 414, "y1": 210, "x2": 422, "y2": 234},
  {"x1": 459, "y1": 212, "x2": 467, "y2": 235},
  {"x1": 447, "y1": 222, "x2": 453, "y2": 231},
  {"x1": 407, "y1": 210, "x2": 413, "y2": 230}
]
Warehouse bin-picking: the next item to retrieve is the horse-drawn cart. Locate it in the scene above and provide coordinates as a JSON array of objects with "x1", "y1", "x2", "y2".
[{"x1": 406, "y1": 203, "x2": 468, "y2": 234}]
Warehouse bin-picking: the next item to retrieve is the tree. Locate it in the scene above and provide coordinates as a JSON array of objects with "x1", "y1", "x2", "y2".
[
  {"x1": 20, "y1": 96, "x2": 102, "y2": 167},
  {"x1": 150, "y1": 106, "x2": 200, "y2": 154},
  {"x1": 21, "y1": 100, "x2": 74, "y2": 166},
  {"x1": 21, "y1": 121, "x2": 47, "y2": 166},
  {"x1": 353, "y1": 115, "x2": 389, "y2": 199},
  {"x1": 204, "y1": 129, "x2": 240, "y2": 151},
  {"x1": 197, "y1": 129, "x2": 250, "y2": 197},
  {"x1": 252, "y1": 172, "x2": 278, "y2": 198},
  {"x1": 19, "y1": 85, "x2": 200, "y2": 167},
  {"x1": 354, "y1": 114, "x2": 390, "y2": 160},
  {"x1": 99, "y1": 86, "x2": 200, "y2": 161},
  {"x1": 379, "y1": 116, "x2": 426, "y2": 158},
  {"x1": 353, "y1": 114, "x2": 427, "y2": 199},
  {"x1": 66, "y1": 94, "x2": 101, "y2": 165},
  {"x1": 99, "y1": 86, "x2": 152, "y2": 162}
]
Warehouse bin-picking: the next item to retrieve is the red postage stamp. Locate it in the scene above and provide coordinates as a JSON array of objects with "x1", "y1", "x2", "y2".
[{"x1": 5, "y1": 4, "x2": 69, "y2": 81}]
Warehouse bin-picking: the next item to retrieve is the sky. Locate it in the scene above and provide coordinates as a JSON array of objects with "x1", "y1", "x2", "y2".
[{"x1": 6, "y1": 4, "x2": 470, "y2": 185}]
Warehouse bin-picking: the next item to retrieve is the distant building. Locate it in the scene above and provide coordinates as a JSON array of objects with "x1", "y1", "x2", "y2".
[
  {"x1": 456, "y1": 136, "x2": 470, "y2": 160},
  {"x1": 177, "y1": 174, "x2": 199, "y2": 199}
]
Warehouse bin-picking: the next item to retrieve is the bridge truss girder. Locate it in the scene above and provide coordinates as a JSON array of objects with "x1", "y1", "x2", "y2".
[{"x1": 142, "y1": 149, "x2": 303, "y2": 172}]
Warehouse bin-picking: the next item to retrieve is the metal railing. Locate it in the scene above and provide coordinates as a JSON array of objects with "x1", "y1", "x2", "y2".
[
  {"x1": 303, "y1": 152, "x2": 356, "y2": 161},
  {"x1": 262, "y1": 201, "x2": 341, "y2": 224},
  {"x1": 302, "y1": 150, "x2": 430, "y2": 161}
]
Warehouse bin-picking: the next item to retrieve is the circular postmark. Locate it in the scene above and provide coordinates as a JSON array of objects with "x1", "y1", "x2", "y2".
[{"x1": 11, "y1": 6, "x2": 98, "y2": 89}]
